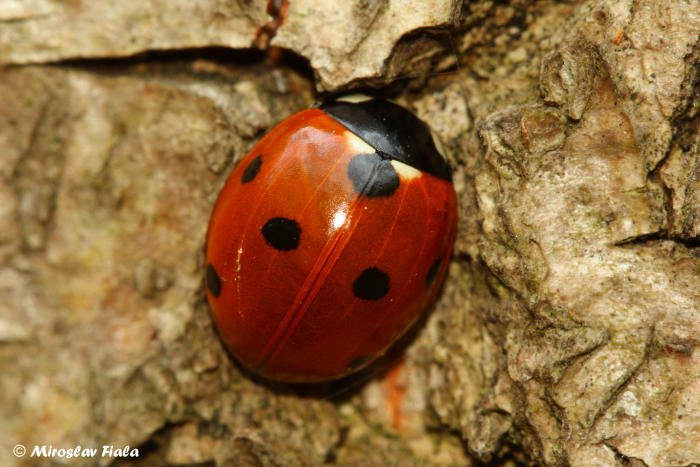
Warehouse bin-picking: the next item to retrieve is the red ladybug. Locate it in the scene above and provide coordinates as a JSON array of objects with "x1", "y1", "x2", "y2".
[{"x1": 205, "y1": 97, "x2": 457, "y2": 382}]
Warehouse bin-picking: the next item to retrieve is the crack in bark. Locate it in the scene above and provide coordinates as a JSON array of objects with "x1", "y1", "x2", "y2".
[
  {"x1": 613, "y1": 231, "x2": 700, "y2": 248},
  {"x1": 588, "y1": 331, "x2": 653, "y2": 440},
  {"x1": 603, "y1": 440, "x2": 650, "y2": 467}
]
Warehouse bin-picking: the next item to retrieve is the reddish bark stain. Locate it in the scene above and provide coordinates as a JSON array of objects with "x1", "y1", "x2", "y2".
[
  {"x1": 381, "y1": 359, "x2": 407, "y2": 431},
  {"x1": 254, "y1": 0, "x2": 290, "y2": 51},
  {"x1": 612, "y1": 30, "x2": 625, "y2": 45}
]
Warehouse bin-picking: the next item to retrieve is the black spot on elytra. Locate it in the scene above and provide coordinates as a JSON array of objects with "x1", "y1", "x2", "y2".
[
  {"x1": 261, "y1": 217, "x2": 301, "y2": 251},
  {"x1": 347, "y1": 153, "x2": 399, "y2": 198},
  {"x1": 347, "y1": 355, "x2": 373, "y2": 371},
  {"x1": 426, "y1": 258, "x2": 442, "y2": 286},
  {"x1": 241, "y1": 154, "x2": 262, "y2": 183},
  {"x1": 353, "y1": 266, "x2": 390, "y2": 300},
  {"x1": 206, "y1": 263, "x2": 222, "y2": 297}
]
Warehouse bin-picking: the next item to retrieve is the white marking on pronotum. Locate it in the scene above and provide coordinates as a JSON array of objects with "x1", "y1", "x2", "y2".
[
  {"x1": 391, "y1": 160, "x2": 422, "y2": 181},
  {"x1": 344, "y1": 130, "x2": 376, "y2": 155},
  {"x1": 335, "y1": 94, "x2": 374, "y2": 104}
]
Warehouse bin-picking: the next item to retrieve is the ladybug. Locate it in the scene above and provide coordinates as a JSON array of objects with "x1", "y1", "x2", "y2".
[{"x1": 205, "y1": 96, "x2": 457, "y2": 382}]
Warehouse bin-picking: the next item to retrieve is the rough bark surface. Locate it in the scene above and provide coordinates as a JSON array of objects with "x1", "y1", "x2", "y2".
[{"x1": 1, "y1": 1, "x2": 698, "y2": 466}]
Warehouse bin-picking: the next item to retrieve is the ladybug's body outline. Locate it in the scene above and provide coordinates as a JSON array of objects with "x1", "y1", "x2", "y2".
[{"x1": 205, "y1": 98, "x2": 458, "y2": 382}]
